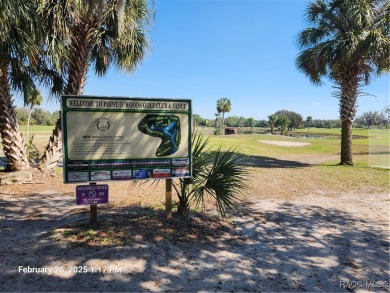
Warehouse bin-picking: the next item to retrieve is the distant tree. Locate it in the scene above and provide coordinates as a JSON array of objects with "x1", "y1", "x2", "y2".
[
  {"x1": 193, "y1": 114, "x2": 203, "y2": 127},
  {"x1": 360, "y1": 111, "x2": 383, "y2": 129},
  {"x1": 214, "y1": 113, "x2": 221, "y2": 129},
  {"x1": 289, "y1": 112, "x2": 304, "y2": 129},
  {"x1": 278, "y1": 117, "x2": 290, "y2": 135},
  {"x1": 274, "y1": 110, "x2": 303, "y2": 130},
  {"x1": 296, "y1": 0, "x2": 390, "y2": 165},
  {"x1": 24, "y1": 87, "x2": 43, "y2": 136},
  {"x1": 225, "y1": 116, "x2": 239, "y2": 127},
  {"x1": 268, "y1": 114, "x2": 278, "y2": 135},
  {"x1": 237, "y1": 116, "x2": 246, "y2": 128},
  {"x1": 217, "y1": 98, "x2": 232, "y2": 135},
  {"x1": 382, "y1": 106, "x2": 390, "y2": 128},
  {"x1": 246, "y1": 117, "x2": 255, "y2": 128},
  {"x1": 313, "y1": 119, "x2": 342, "y2": 128},
  {"x1": 49, "y1": 110, "x2": 60, "y2": 126},
  {"x1": 256, "y1": 120, "x2": 269, "y2": 127},
  {"x1": 31, "y1": 108, "x2": 53, "y2": 126},
  {"x1": 16, "y1": 108, "x2": 29, "y2": 125},
  {"x1": 306, "y1": 116, "x2": 313, "y2": 133}
]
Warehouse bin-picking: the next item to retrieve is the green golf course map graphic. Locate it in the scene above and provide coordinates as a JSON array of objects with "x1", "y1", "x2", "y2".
[{"x1": 138, "y1": 114, "x2": 181, "y2": 157}]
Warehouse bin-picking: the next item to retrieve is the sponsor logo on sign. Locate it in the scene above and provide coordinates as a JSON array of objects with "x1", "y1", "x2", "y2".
[
  {"x1": 172, "y1": 168, "x2": 190, "y2": 177},
  {"x1": 133, "y1": 169, "x2": 152, "y2": 179},
  {"x1": 172, "y1": 158, "x2": 189, "y2": 166},
  {"x1": 68, "y1": 172, "x2": 89, "y2": 182},
  {"x1": 153, "y1": 169, "x2": 171, "y2": 178},
  {"x1": 68, "y1": 161, "x2": 89, "y2": 170},
  {"x1": 90, "y1": 171, "x2": 111, "y2": 181},
  {"x1": 112, "y1": 170, "x2": 132, "y2": 180}
]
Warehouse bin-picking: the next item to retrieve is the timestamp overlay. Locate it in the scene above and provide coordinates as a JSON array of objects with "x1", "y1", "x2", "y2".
[{"x1": 18, "y1": 265, "x2": 123, "y2": 276}]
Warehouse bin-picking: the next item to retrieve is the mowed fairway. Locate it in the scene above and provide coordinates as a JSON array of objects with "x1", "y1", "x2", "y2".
[{"x1": 204, "y1": 128, "x2": 389, "y2": 200}]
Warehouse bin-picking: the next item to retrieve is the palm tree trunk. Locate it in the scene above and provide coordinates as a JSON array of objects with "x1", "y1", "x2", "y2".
[
  {"x1": 338, "y1": 71, "x2": 359, "y2": 166},
  {"x1": 340, "y1": 119, "x2": 353, "y2": 165},
  {"x1": 40, "y1": 19, "x2": 94, "y2": 171},
  {"x1": 26, "y1": 105, "x2": 32, "y2": 137},
  {"x1": 222, "y1": 112, "x2": 225, "y2": 135},
  {"x1": 0, "y1": 61, "x2": 30, "y2": 171}
]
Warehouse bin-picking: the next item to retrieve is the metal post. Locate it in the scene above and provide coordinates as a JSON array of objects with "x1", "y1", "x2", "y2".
[{"x1": 165, "y1": 179, "x2": 172, "y2": 219}]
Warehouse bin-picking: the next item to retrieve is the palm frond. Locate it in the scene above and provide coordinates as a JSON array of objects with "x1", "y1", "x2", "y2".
[
  {"x1": 174, "y1": 131, "x2": 248, "y2": 219},
  {"x1": 194, "y1": 146, "x2": 247, "y2": 217}
]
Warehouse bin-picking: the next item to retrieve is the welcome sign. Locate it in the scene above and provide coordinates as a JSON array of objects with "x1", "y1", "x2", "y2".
[{"x1": 62, "y1": 95, "x2": 192, "y2": 183}]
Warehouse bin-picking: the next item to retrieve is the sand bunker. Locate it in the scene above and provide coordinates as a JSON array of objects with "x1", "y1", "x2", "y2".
[{"x1": 258, "y1": 140, "x2": 311, "y2": 147}]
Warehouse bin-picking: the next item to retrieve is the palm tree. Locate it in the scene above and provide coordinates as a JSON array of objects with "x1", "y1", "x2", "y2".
[
  {"x1": 296, "y1": 0, "x2": 390, "y2": 165},
  {"x1": 214, "y1": 113, "x2": 220, "y2": 129},
  {"x1": 0, "y1": 0, "x2": 43, "y2": 171},
  {"x1": 278, "y1": 117, "x2": 290, "y2": 136},
  {"x1": 268, "y1": 114, "x2": 278, "y2": 135},
  {"x1": 306, "y1": 116, "x2": 313, "y2": 135},
  {"x1": 216, "y1": 97, "x2": 231, "y2": 135},
  {"x1": 38, "y1": 0, "x2": 151, "y2": 171},
  {"x1": 24, "y1": 86, "x2": 43, "y2": 137}
]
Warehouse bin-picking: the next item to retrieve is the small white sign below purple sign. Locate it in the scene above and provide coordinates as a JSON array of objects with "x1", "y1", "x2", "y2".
[{"x1": 76, "y1": 184, "x2": 109, "y2": 205}]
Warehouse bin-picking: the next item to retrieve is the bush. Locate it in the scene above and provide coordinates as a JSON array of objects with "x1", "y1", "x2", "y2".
[
  {"x1": 213, "y1": 128, "x2": 222, "y2": 135},
  {"x1": 173, "y1": 132, "x2": 248, "y2": 220}
]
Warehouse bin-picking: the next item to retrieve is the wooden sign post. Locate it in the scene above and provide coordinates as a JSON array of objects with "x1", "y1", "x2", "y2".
[
  {"x1": 90, "y1": 204, "x2": 97, "y2": 223},
  {"x1": 166, "y1": 179, "x2": 173, "y2": 219},
  {"x1": 89, "y1": 182, "x2": 97, "y2": 224}
]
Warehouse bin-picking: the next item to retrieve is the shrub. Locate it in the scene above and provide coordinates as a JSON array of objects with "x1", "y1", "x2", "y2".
[{"x1": 173, "y1": 132, "x2": 248, "y2": 220}]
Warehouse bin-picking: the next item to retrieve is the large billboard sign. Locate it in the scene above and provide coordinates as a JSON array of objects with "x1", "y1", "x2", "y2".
[{"x1": 62, "y1": 96, "x2": 192, "y2": 183}]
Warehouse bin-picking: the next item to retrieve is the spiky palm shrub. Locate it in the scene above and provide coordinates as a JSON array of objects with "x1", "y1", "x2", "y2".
[{"x1": 174, "y1": 132, "x2": 248, "y2": 220}]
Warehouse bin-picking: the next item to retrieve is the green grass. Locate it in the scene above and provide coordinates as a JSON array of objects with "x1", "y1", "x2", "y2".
[
  {"x1": 291, "y1": 127, "x2": 369, "y2": 136},
  {"x1": 368, "y1": 129, "x2": 390, "y2": 146},
  {"x1": 207, "y1": 133, "x2": 339, "y2": 157},
  {"x1": 207, "y1": 127, "x2": 388, "y2": 159},
  {"x1": 19, "y1": 125, "x2": 54, "y2": 133},
  {"x1": 205, "y1": 131, "x2": 389, "y2": 194}
]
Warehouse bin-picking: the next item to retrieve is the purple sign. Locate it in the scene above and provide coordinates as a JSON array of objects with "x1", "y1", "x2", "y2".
[{"x1": 76, "y1": 184, "x2": 109, "y2": 205}]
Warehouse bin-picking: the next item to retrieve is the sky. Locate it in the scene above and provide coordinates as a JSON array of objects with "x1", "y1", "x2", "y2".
[{"x1": 17, "y1": 0, "x2": 389, "y2": 120}]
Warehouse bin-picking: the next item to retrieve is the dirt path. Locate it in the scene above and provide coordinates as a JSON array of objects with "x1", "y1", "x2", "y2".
[
  {"x1": 1, "y1": 184, "x2": 389, "y2": 292},
  {"x1": 1, "y1": 145, "x2": 389, "y2": 291}
]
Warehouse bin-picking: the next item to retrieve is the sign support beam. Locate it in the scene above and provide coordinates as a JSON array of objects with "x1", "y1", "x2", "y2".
[
  {"x1": 90, "y1": 204, "x2": 97, "y2": 223},
  {"x1": 166, "y1": 179, "x2": 173, "y2": 219},
  {"x1": 90, "y1": 182, "x2": 97, "y2": 223}
]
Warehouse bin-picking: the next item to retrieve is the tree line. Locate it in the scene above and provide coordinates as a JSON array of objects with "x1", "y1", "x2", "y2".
[
  {"x1": 16, "y1": 107, "x2": 59, "y2": 127},
  {"x1": 194, "y1": 107, "x2": 389, "y2": 132}
]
